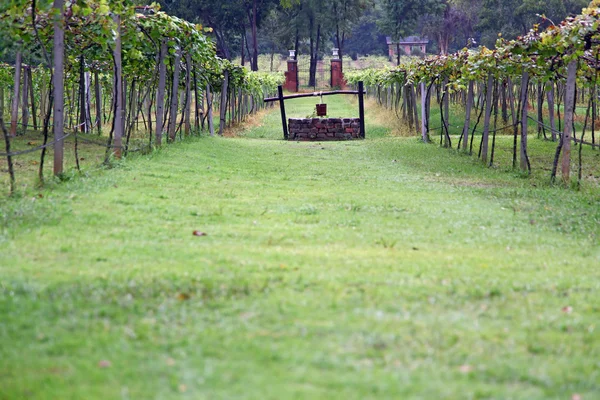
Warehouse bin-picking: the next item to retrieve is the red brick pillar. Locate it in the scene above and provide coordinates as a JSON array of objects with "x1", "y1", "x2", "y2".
[
  {"x1": 330, "y1": 58, "x2": 345, "y2": 89},
  {"x1": 284, "y1": 60, "x2": 298, "y2": 92}
]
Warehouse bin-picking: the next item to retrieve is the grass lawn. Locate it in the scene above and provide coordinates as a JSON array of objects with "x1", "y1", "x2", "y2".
[{"x1": 1, "y1": 95, "x2": 599, "y2": 399}]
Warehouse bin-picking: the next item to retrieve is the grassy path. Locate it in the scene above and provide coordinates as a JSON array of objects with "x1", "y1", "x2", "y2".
[{"x1": 1, "y1": 96, "x2": 599, "y2": 399}]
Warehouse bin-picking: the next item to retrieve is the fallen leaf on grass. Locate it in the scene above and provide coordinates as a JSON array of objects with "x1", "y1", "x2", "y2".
[
  {"x1": 166, "y1": 357, "x2": 176, "y2": 366},
  {"x1": 193, "y1": 230, "x2": 207, "y2": 236},
  {"x1": 27, "y1": 141, "x2": 36, "y2": 146},
  {"x1": 98, "y1": 360, "x2": 111, "y2": 368},
  {"x1": 177, "y1": 293, "x2": 190, "y2": 301},
  {"x1": 459, "y1": 365, "x2": 473, "y2": 373},
  {"x1": 178, "y1": 384, "x2": 187, "y2": 393}
]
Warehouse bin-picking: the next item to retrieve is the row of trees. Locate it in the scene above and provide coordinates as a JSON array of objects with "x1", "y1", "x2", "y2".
[
  {"x1": 0, "y1": 0, "x2": 282, "y2": 194},
  {"x1": 157, "y1": 0, "x2": 591, "y2": 67},
  {"x1": 346, "y1": 3, "x2": 600, "y2": 184}
]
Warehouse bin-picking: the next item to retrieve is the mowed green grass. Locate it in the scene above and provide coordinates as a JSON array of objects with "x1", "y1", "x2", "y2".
[{"x1": 1, "y1": 96, "x2": 600, "y2": 399}]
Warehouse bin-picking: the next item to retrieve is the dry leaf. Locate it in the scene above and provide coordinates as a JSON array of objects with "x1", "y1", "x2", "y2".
[
  {"x1": 177, "y1": 293, "x2": 190, "y2": 301},
  {"x1": 178, "y1": 384, "x2": 187, "y2": 393},
  {"x1": 166, "y1": 357, "x2": 176, "y2": 366},
  {"x1": 459, "y1": 365, "x2": 473, "y2": 373}
]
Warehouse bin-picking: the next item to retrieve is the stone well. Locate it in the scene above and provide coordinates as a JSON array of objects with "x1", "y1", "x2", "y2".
[{"x1": 288, "y1": 118, "x2": 362, "y2": 141}]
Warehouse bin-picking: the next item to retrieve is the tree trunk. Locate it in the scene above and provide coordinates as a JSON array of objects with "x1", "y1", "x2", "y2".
[
  {"x1": 10, "y1": 51, "x2": 22, "y2": 137},
  {"x1": 309, "y1": 20, "x2": 321, "y2": 88},
  {"x1": 561, "y1": 60, "x2": 577, "y2": 182},
  {"x1": 53, "y1": 0, "x2": 64, "y2": 175},
  {"x1": 241, "y1": 29, "x2": 246, "y2": 66},
  {"x1": 155, "y1": 39, "x2": 167, "y2": 146},
  {"x1": 294, "y1": 28, "x2": 299, "y2": 60},
  {"x1": 251, "y1": 0, "x2": 258, "y2": 71}
]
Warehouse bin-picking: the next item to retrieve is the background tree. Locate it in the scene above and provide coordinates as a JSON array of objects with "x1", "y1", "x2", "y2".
[{"x1": 327, "y1": 0, "x2": 371, "y2": 59}]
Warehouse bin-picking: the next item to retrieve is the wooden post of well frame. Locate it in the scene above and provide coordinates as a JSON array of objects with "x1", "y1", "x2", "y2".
[
  {"x1": 278, "y1": 85, "x2": 288, "y2": 139},
  {"x1": 358, "y1": 81, "x2": 365, "y2": 138}
]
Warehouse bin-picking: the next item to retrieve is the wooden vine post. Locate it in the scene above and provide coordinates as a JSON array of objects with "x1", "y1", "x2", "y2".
[
  {"x1": 184, "y1": 53, "x2": 192, "y2": 136},
  {"x1": 218, "y1": 70, "x2": 229, "y2": 136},
  {"x1": 155, "y1": 39, "x2": 167, "y2": 146},
  {"x1": 462, "y1": 81, "x2": 474, "y2": 151},
  {"x1": 206, "y1": 84, "x2": 214, "y2": 136},
  {"x1": 113, "y1": 13, "x2": 123, "y2": 159},
  {"x1": 420, "y1": 82, "x2": 427, "y2": 142},
  {"x1": 520, "y1": 71, "x2": 530, "y2": 172},
  {"x1": 53, "y1": 0, "x2": 65, "y2": 175},
  {"x1": 481, "y1": 74, "x2": 494, "y2": 163},
  {"x1": 561, "y1": 60, "x2": 578, "y2": 182},
  {"x1": 10, "y1": 51, "x2": 22, "y2": 137},
  {"x1": 168, "y1": 47, "x2": 181, "y2": 142}
]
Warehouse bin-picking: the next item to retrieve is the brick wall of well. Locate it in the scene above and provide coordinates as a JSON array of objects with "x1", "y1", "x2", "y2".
[{"x1": 288, "y1": 118, "x2": 362, "y2": 141}]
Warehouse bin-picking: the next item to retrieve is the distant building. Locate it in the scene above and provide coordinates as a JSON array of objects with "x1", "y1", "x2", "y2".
[{"x1": 386, "y1": 36, "x2": 429, "y2": 59}]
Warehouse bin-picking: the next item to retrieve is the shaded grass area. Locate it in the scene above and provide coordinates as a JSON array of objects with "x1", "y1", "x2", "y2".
[
  {"x1": 0, "y1": 127, "x2": 154, "y2": 195},
  {"x1": 1, "y1": 96, "x2": 599, "y2": 399}
]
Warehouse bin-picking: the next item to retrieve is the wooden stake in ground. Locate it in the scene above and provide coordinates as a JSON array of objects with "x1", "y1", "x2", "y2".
[
  {"x1": 206, "y1": 84, "x2": 214, "y2": 136},
  {"x1": 53, "y1": 0, "x2": 65, "y2": 176},
  {"x1": 168, "y1": 48, "x2": 181, "y2": 142},
  {"x1": 519, "y1": 72, "x2": 530, "y2": 172},
  {"x1": 112, "y1": 13, "x2": 123, "y2": 159},
  {"x1": 22, "y1": 66, "x2": 29, "y2": 131},
  {"x1": 0, "y1": 115, "x2": 15, "y2": 194},
  {"x1": 184, "y1": 53, "x2": 192, "y2": 136},
  {"x1": 462, "y1": 81, "x2": 474, "y2": 151},
  {"x1": 421, "y1": 82, "x2": 428, "y2": 142},
  {"x1": 218, "y1": 70, "x2": 229, "y2": 136},
  {"x1": 481, "y1": 74, "x2": 493, "y2": 163},
  {"x1": 155, "y1": 39, "x2": 167, "y2": 146},
  {"x1": 547, "y1": 82, "x2": 557, "y2": 141},
  {"x1": 28, "y1": 67, "x2": 37, "y2": 131},
  {"x1": 561, "y1": 60, "x2": 578, "y2": 183},
  {"x1": 10, "y1": 51, "x2": 22, "y2": 137},
  {"x1": 94, "y1": 71, "x2": 102, "y2": 134}
]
